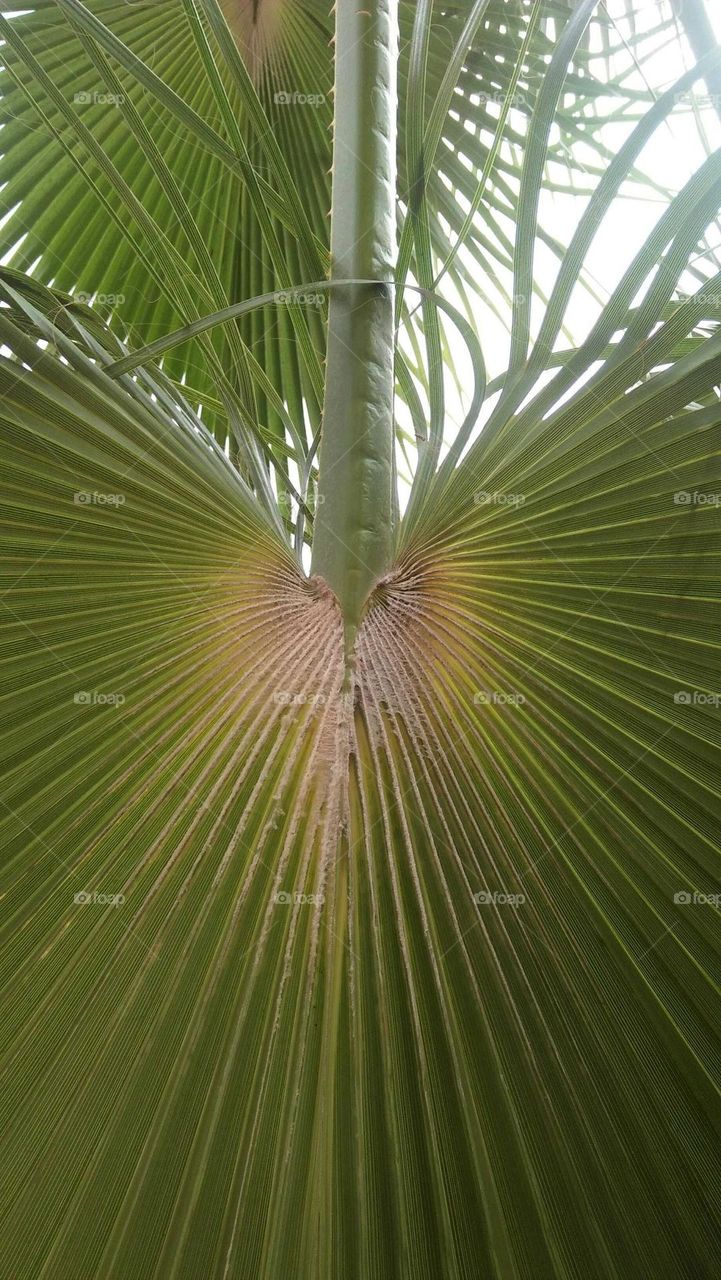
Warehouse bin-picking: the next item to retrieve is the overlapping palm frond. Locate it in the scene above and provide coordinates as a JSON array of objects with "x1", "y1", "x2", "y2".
[
  {"x1": 1, "y1": 1, "x2": 677, "y2": 454},
  {"x1": 1, "y1": 2, "x2": 720, "y2": 1277}
]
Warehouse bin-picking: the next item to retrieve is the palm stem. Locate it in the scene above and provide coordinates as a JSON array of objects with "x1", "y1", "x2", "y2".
[{"x1": 310, "y1": 0, "x2": 398, "y2": 641}]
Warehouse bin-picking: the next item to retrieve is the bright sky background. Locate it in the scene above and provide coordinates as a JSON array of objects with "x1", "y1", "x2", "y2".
[{"x1": 394, "y1": 0, "x2": 721, "y2": 499}]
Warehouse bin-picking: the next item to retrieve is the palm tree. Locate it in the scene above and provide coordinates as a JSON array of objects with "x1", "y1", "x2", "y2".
[{"x1": 0, "y1": 0, "x2": 720, "y2": 1275}]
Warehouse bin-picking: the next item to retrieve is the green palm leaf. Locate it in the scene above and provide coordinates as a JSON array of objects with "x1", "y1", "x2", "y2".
[
  {"x1": 1, "y1": 1, "x2": 669, "y2": 441},
  {"x1": 1, "y1": 2, "x2": 720, "y2": 1276}
]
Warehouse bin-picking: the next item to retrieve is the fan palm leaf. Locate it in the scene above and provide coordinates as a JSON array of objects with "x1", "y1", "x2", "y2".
[{"x1": 1, "y1": 1, "x2": 720, "y2": 1277}]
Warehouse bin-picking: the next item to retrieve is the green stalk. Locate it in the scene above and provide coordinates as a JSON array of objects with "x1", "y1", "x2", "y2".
[
  {"x1": 310, "y1": 0, "x2": 398, "y2": 642},
  {"x1": 671, "y1": 0, "x2": 721, "y2": 127}
]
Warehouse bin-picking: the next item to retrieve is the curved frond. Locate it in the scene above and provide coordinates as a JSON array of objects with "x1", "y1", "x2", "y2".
[{"x1": 1, "y1": 3, "x2": 720, "y2": 1276}]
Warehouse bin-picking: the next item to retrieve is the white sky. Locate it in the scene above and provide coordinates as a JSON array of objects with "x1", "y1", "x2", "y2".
[{"x1": 394, "y1": 0, "x2": 721, "y2": 496}]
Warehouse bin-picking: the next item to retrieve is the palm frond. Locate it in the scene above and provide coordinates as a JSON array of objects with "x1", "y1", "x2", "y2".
[{"x1": 1, "y1": 2, "x2": 720, "y2": 1276}]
